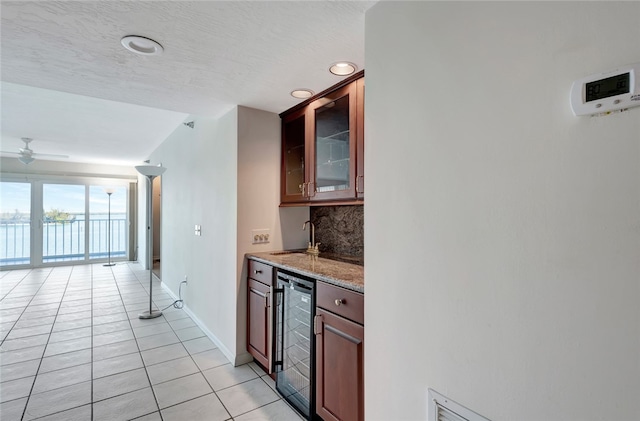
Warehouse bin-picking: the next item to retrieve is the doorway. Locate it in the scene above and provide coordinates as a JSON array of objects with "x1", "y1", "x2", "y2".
[{"x1": 151, "y1": 176, "x2": 161, "y2": 279}]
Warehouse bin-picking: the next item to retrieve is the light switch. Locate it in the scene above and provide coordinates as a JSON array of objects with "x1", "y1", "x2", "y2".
[{"x1": 195, "y1": 225, "x2": 202, "y2": 236}]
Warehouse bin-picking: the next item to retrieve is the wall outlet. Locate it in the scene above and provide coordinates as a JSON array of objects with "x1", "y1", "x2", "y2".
[
  {"x1": 194, "y1": 225, "x2": 201, "y2": 236},
  {"x1": 251, "y1": 229, "x2": 270, "y2": 244}
]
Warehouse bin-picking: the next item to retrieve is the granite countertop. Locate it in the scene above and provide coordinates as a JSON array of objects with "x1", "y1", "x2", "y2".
[{"x1": 246, "y1": 251, "x2": 364, "y2": 293}]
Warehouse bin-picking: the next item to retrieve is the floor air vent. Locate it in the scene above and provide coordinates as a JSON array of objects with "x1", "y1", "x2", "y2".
[{"x1": 428, "y1": 389, "x2": 491, "y2": 421}]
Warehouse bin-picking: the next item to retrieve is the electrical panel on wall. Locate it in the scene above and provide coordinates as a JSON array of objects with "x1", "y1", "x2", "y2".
[{"x1": 570, "y1": 62, "x2": 640, "y2": 116}]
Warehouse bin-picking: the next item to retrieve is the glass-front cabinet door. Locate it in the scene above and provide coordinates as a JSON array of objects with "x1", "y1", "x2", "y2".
[
  {"x1": 309, "y1": 83, "x2": 357, "y2": 201},
  {"x1": 281, "y1": 108, "x2": 308, "y2": 203}
]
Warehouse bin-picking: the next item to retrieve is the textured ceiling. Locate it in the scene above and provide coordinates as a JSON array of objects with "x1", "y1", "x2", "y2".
[{"x1": 0, "y1": 1, "x2": 374, "y2": 165}]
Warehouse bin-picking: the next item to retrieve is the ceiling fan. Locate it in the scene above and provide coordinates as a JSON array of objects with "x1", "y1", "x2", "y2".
[{"x1": 1, "y1": 138, "x2": 69, "y2": 164}]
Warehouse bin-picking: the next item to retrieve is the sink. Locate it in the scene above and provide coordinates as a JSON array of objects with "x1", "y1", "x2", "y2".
[{"x1": 269, "y1": 250, "x2": 304, "y2": 256}]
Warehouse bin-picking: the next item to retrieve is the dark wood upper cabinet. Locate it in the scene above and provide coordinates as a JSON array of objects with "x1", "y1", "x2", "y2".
[{"x1": 280, "y1": 71, "x2": 364, "y2": 206}]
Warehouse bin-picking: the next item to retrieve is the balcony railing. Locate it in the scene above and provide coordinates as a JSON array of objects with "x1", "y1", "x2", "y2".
[{"x1": 0, "y1": 217, "x2": 127, "y2": 266}]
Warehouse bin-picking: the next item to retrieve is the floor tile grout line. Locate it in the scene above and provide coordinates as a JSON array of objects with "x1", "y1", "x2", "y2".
[
  {"x1": 229, "y1": 394, "x2": 285, "y2": 420},
  {"x1": 19, "y1": 266, "x2": 73, "y2": 421},
  {"x1": 154, "y1": 279, "x2": 232, "y2": 420},
  {"x1": 130, "y1": 262, "x2": 235, "y2": 419},
  {"x1": 0, "y1": 268, "x2": 44, "y2": 302},
  {"x1": 90, "y1": 264, "x2": 94, "y2": 421},
  {"x1": 152, "y1": 389, "x2": 221, "y2": 415},
  {"x1": 144, "y1": 267, "x2": 281, "y2": 420},
  {"x1": 0, "y1": 268, "x2": 53, "y2": 349},
  {"x1": 25, "y1": 379, "x2": 92, "y2": 403},
  {"x1": 6, "y1": 262, "x2": 302, "y2": 421},
  {"x1": 3, "y1": 326, "x2": 89, "y2": 344},
  {"x1": 112, "y1": 262, "x2": 165, "y2": 420}
]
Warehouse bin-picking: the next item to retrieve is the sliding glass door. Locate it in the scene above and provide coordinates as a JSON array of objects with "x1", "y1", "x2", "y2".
[
  {"x1": 0, "y1": 177, "x2": 131, "y2": 269},
  {"x1": 42, "y1": 183, "x2": 86, "y2": 263},
  {"x1": 0, "y1": 181, "x2": 32, "y2": 267}
]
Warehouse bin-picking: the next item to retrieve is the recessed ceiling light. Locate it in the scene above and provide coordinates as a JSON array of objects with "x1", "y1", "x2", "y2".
[
  {"x1": 329, "y1": 62, "x2": 357, "y2": 76},
  {"x1": 121, "y1": 35, "x2": 164, "y2": 56},
  {"x1": 291, "y1": 89, "x2": 314, "y2": 99}
]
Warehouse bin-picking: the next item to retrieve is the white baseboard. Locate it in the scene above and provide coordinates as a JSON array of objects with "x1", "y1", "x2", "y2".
[{"x1": 160, "y1": 282, "x2": 252, "y2": 367}]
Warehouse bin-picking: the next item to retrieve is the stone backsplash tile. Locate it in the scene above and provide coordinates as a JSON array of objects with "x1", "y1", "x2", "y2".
[{"x1": 310, "y1": 205, "x2": 363, "y2": 257}]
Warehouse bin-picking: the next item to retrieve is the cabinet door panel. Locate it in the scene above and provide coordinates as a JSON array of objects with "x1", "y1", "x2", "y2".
[
  {"x1": 281, "y1": 108, "x2": 308, "y2": 203},
  {"x1": 356, "y1": 77, "x2": 365, "y2": 199},
  {"x1": 247, "y1": 279, "x2": 270, "y2": 370},
  {"x1": 316, "y1": 308, "x2": 364, "y2": 421},
  {"x1": 309, "y1": 83, "x2": 357, "y2": 202}
]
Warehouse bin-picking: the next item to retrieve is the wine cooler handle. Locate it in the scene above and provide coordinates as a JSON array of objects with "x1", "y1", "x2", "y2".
[{"x1": 272, "y1": 287, "x2": 284, "y2": 371}]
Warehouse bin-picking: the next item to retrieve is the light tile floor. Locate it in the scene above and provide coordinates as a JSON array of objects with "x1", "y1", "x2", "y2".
[{"x1": 0, "y1": 263, "x2": 302, "y2": 421}]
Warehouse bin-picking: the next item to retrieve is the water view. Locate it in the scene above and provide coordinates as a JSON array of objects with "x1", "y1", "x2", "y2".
[
  {"x1": 1, "y1": 181, "x2": 130, "y2": 267},
  {"x1": 0, "y1": 212, "x2": 128, "y2": 266}
]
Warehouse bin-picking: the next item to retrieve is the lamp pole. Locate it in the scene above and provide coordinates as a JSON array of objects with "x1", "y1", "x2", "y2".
[
  {"x1": 103, "y1": 188, "x2": 116, "y2": 267},
  {"x1": 135, "y1": 164, "x2": 166, "y2": 319}
]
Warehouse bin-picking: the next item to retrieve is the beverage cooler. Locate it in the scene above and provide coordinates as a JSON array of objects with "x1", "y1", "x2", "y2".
[{"x1": 273, "y1": 270, "x2": 316, "y2": 420}]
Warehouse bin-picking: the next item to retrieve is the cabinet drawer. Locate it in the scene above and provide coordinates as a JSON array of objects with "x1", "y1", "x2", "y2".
[
  {"x1": 316, "y1": 281, "x2": 364, "y2": 325},
  {"x1": 248, "y1": 260, "x2": 273, "y2": 285}
]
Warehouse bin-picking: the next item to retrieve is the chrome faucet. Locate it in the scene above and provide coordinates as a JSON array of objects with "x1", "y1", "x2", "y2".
[{"x1": 303, "y1": 220, "x2": 320, "y2": 255}]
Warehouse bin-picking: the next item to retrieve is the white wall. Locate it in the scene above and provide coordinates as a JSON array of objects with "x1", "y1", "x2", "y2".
[
  {"x1": 147, "y1": 107, "x2": 307, "y2": 364},
  {"x1": 235, "y1": 106, "x2": 308, "y2": 358},
  {"x1": 148, "y1": 110, "x2": 240, "y2": 359},
  {"x1": 365, "y1": 2, "x2": 640, "y2": 420}
]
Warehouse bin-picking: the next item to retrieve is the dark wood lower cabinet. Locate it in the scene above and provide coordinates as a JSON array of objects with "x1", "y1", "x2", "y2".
[
  {"x1": 247, "y1": 278, "x2": 271, "y2": 371},
  {"x1": 315, "y1": 308, "x2": 364, "y2": 421},
  {"x1": 246, "y1": 258, "x2": 364, "y2": 420}
]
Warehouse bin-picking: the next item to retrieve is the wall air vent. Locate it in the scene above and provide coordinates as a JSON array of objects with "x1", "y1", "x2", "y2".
[{"x1": 428, "y1": 389, "x2": 491, "y2": 421}]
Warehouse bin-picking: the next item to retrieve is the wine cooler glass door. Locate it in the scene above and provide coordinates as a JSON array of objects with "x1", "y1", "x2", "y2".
[{"x1": 275, "y1": 273, "x2": 315, "y2": 419}]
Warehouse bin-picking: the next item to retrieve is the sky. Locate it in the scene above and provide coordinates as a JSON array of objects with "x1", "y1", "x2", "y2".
[{"x1": 0, "y1": 182, "x2": 127, "y2": 215}]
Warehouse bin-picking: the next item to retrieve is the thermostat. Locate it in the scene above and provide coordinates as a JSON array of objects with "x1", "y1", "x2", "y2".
[{"x1": 570, "y1": 62, "x2": 640, "y2": 116}]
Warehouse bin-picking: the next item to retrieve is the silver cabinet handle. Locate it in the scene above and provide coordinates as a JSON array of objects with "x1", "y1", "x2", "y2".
[
  {"x1": 356, "y1": 175, "x2": 364, "y2": 194},
  {"x1": 250, "y1": 287, "x2": 266, "y2": 298},
  {"x1": 335, "y1": 299, "x2": 344, "y2": 306},
  {"x1": 308, "y1": 182, "x2": 316, "y2": 197},
  {"x1": 253, "y1": 270, "x2": 262, "y2": 274}
]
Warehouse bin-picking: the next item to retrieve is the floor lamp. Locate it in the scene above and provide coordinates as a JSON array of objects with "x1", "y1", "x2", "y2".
[
  {"x1": 135, "y1": 164, "x2": 166, "y2": 319},
  {"x1": 103, "y1": 187, "x2": 116, "y2": 267}
]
